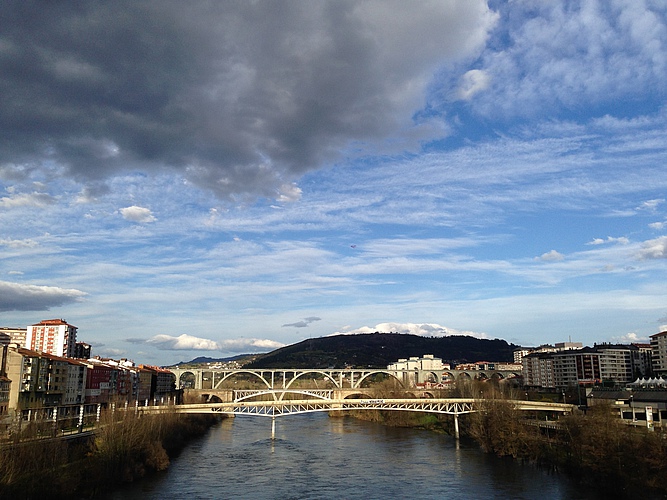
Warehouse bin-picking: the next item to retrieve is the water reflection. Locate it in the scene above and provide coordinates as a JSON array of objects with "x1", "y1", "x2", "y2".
[{"x1": 112, "y1": 413, "x2": 598, "y2": 500}]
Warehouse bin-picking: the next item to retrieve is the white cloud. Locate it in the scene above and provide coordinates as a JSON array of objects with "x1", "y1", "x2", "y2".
[
  {"x1": 457, "y1": 69, "x2": 490, "y2": 100},
  {"x1": 0, "y1": 238, "x2": 38, "y2": 248},
  {"x1": 649, "y1": 221, "x2": 665, "y2": 230},
  {"x1": 218, "y1": 338, "x2": 285, "y2": 353},
  {"x1": 276, "y1": 183, "x2": 302, "y2": 203},
  {"x1": 638, "y1": 198, "x2": 665, "y2": 211},
  {"x1": 0, "y1": 192, "x2": 55, "y2": 208},
  {"x1": 146, "y1": 334, "x2": 221, "y2": 351},
  {"x1": 331, "y1": 322, "x2": 487, "y2": 339},
  {"x1": 537, "y1": 250, "x2": 565, "y2": 262},
  {"x1": 637, "y1": 236, "x2": 667, "y2": 259},
  {"x1": 611, "y1": 332, "x2": 648, "y2": 344},
  {"x1": 464, "y1": 1, "x2": 667, "y2": 118},
  {"x1": 97, "y1": 347, "x2": 127, "y2": 358},
  {"x1": 142, "y1": 334, "x2": 285, "y2": 353},
  {"x1": 120, "y1": 206, "x2": 156, "y2": 223},
  {"x1": 587, "y1": 236, "x2": 630, "y2": 245}
]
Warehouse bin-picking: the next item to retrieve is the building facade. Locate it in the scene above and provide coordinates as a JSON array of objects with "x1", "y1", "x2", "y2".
[
  {"x1": 523, "y1": 344, "x2": 644, "y2": 389},
  {"x1": 26, "y1": 319, "x2": 78, "y2": 358},
  {"x1": 387, "y1": 355, "x2": 449, "y2": 387},
  {"x1": 4, "y1": 347, "x2": 87, "y2": 416},
  {"x1": 650, "y1": 331, "x2": 667, "y2": 376},
  {"x1": 73, "y1": 342, "x2": 91, "y2": 359},
  {"x1": 0, "y1": 327, "x2": 27, "y2": 347}
]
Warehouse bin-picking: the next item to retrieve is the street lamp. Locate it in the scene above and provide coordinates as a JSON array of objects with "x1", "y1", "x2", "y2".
[{"x1": 562, "y1": 391, "x2": 566, "y2": 404}]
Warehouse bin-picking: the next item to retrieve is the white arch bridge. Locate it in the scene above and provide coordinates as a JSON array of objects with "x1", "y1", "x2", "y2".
[
  {"x1": 169, "y1": 367, "x2": 522, "y2": 392},
  {"x1": 139, "y1": 396, "x2": 572, "y2": 440}
]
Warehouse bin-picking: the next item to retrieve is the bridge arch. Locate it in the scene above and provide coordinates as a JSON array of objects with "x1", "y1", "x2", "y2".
[
  {"x1": 284, "y1": 370, "x2": 341, "y2": 390},
  {"x1": 354, "y1": 370, "x2": 405, "y2": 389},
  {"x1": 178, "y1": 370, "x2": 197, "y2": 389},
  {"x1": 340, "y1": 390, "x2": 373, "y2": 399},
  {"x1": 214, "y1": 370, "x2": 272, "y2": 390}
]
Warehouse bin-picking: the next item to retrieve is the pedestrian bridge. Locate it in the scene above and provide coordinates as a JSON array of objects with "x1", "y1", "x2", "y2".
[
  {"x1": 139, "y1": 396, "x2": 572, "y2": 439},
  {"x1": 141, "y1": 397, "x2": 570, "y2": 418}
]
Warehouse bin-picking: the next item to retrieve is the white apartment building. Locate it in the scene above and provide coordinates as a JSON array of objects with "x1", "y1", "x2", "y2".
[
  {"x1": 387, "y1": 354, "x2": 449, "y2": 387},
  {"x1": 26, "y1": 319, "x2": 77, "y2": 358},
  {"x1": 387, "y1": 354, "x2": 447, "y2": 371}
]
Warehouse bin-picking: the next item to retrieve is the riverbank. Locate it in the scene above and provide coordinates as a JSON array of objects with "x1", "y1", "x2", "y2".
[
  {"x1": 0, "y1": 411, "x2": 220, "y2": 498},
  {"x1": 466, "y1": 400, "x2": 667, "y2": 497},
  {"x1": 350, "y1": 398, "x2": 667, "y2": 498}
]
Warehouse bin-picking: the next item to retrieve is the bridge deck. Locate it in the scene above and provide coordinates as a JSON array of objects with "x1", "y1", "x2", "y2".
[{"x1": 140, "y1": 398, "x2": 573, "y2": 418}]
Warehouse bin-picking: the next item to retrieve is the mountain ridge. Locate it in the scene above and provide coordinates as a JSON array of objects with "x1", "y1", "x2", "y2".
[{"x1": 245, "y1": 333, "x2": 518, "y2": 369}]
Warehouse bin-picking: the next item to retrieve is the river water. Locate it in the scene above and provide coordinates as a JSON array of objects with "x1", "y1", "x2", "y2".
[{"x1": 112, "y1": 413, "x2": 600, "y2": 500}]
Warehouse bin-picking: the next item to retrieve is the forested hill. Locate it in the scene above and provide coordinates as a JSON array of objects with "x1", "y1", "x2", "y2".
[{"x1": 245, "y1": 333, "x2": 518, "y2": 369}]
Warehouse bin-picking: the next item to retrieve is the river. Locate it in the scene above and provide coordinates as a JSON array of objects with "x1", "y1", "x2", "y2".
[{"x1": 111, "y1": 413, "x2": 601, "y2": 499}]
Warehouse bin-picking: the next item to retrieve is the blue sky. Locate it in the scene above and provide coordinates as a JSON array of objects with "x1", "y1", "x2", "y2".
[{"x1": 2, "y1": 1, "x2": 667, "y2": 365}]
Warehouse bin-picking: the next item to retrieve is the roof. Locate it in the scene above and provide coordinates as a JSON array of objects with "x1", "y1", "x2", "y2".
[
  {"x1": 31, "y1": 318, "x2": 77, "y2": 328},
  {"x1": 13, "y1": 346, "x2": 87, "y2": 365},
  {"x1": 650, "y1": 331, "x2": 667, "y2": 339}
]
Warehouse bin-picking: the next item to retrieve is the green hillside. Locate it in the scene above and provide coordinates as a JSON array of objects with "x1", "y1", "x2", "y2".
[{"x1": 246, "y1": 333, "x2": 517, "y2": 369}]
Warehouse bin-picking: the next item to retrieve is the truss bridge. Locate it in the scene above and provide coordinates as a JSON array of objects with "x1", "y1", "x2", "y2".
[{"x1": 140, "y1": 396, "x2": 572, "y2": 439}]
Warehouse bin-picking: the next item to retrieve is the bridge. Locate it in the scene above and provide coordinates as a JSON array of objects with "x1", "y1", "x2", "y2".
[
  {"x1": 140, "y1": 395, "x2": 572, "y2": 440},
  {"x1": 169, "y1": 367, "x2": 522, "y2": 392}
]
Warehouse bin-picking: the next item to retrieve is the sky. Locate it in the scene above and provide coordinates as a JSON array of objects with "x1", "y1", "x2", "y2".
[{"x1": 2, "y1": 1, "x2": 667, "y2": 366}]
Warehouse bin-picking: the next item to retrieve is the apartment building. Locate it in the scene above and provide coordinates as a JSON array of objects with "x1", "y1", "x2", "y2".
[
  {"x1": 0, "y1": 327, "x2": 27, "y2": 347},
  {"x1": 0, "y1": 345, "x2": 9, "y2": 417},
  {"x1": 73, "y1": 342, "x2": 91, "y2": 359},
  {"x1": 632, "y1": 343, "x2": 653, "y2": 378},
  {"x1": 524, "y1": 344, "x2": 643, "y2": 389},
  {"x1": 523, "y1": 352, "x2": 556, "y2": 388},
  {"x1": 139, "y1": 365, "x2": 177, "y2": 401},
  {"x1": 4, "y1": 347, "x2": 87, "y2": 416},
  {"x1": 26, "y1": 319, "x2": 77, "y2": 358},
  {"x1": 514, "y1": 342, "x2": 582, "y2": 366},
  {"x1": 387, "y1": 355, "x2": 449, "y2": 386},
  {"x1": 650, "y1": 331, "x2": 667, "y2": 376}
]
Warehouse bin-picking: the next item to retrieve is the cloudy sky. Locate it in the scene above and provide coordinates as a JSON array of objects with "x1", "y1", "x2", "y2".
[{"x1": 2, "y1": 1, "x2": 667, "y2": 365}]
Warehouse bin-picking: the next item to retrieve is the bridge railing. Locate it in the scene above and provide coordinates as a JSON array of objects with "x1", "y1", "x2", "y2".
[{"x1": 138, "y1": 397, "x2": 574, "y2": 418}]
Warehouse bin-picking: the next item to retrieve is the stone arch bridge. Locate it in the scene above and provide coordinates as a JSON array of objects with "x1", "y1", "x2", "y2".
[{"x1": 169, "y1": 367, "x2": 522, "y2": 393}]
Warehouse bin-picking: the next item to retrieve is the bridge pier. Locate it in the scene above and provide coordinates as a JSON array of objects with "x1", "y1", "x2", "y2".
[
  {"x1": 271, "y1": 416, "x2": 276, "y2": 440},
  {"x1": 454, "y1": 412, "x2": 460, "y2": 440}
]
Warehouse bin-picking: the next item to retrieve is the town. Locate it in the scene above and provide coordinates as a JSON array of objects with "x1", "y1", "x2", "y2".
[
  {"x1": 0, "y1": 319, "x2": 177, "y2": 435},
  {"x1": 2, "y1": 318, "x2": 667, "y2": 436}
]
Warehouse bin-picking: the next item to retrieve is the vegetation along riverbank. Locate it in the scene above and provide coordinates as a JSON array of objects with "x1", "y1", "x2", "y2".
[
  {"x1": 349, "y1": 380, "x2": 667, "y2": 498},
  {"x1": 0, "y1": 410, "x2": 220, "y2": 499}
]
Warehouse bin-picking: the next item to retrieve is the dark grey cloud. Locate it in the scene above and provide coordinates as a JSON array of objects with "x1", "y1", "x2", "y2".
[
  {"x1": 0, "y1": 280, "x2": 86, "y2": 311},
  {"x1": 283, "y1": 316, "x2": 321, "y2": 328},
  {"x1": 125, "y1": 338, "x2": 147, "y2": 345},
  {"x1": 0, "y1": 1, "x2": 494, "y2": 200}
]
